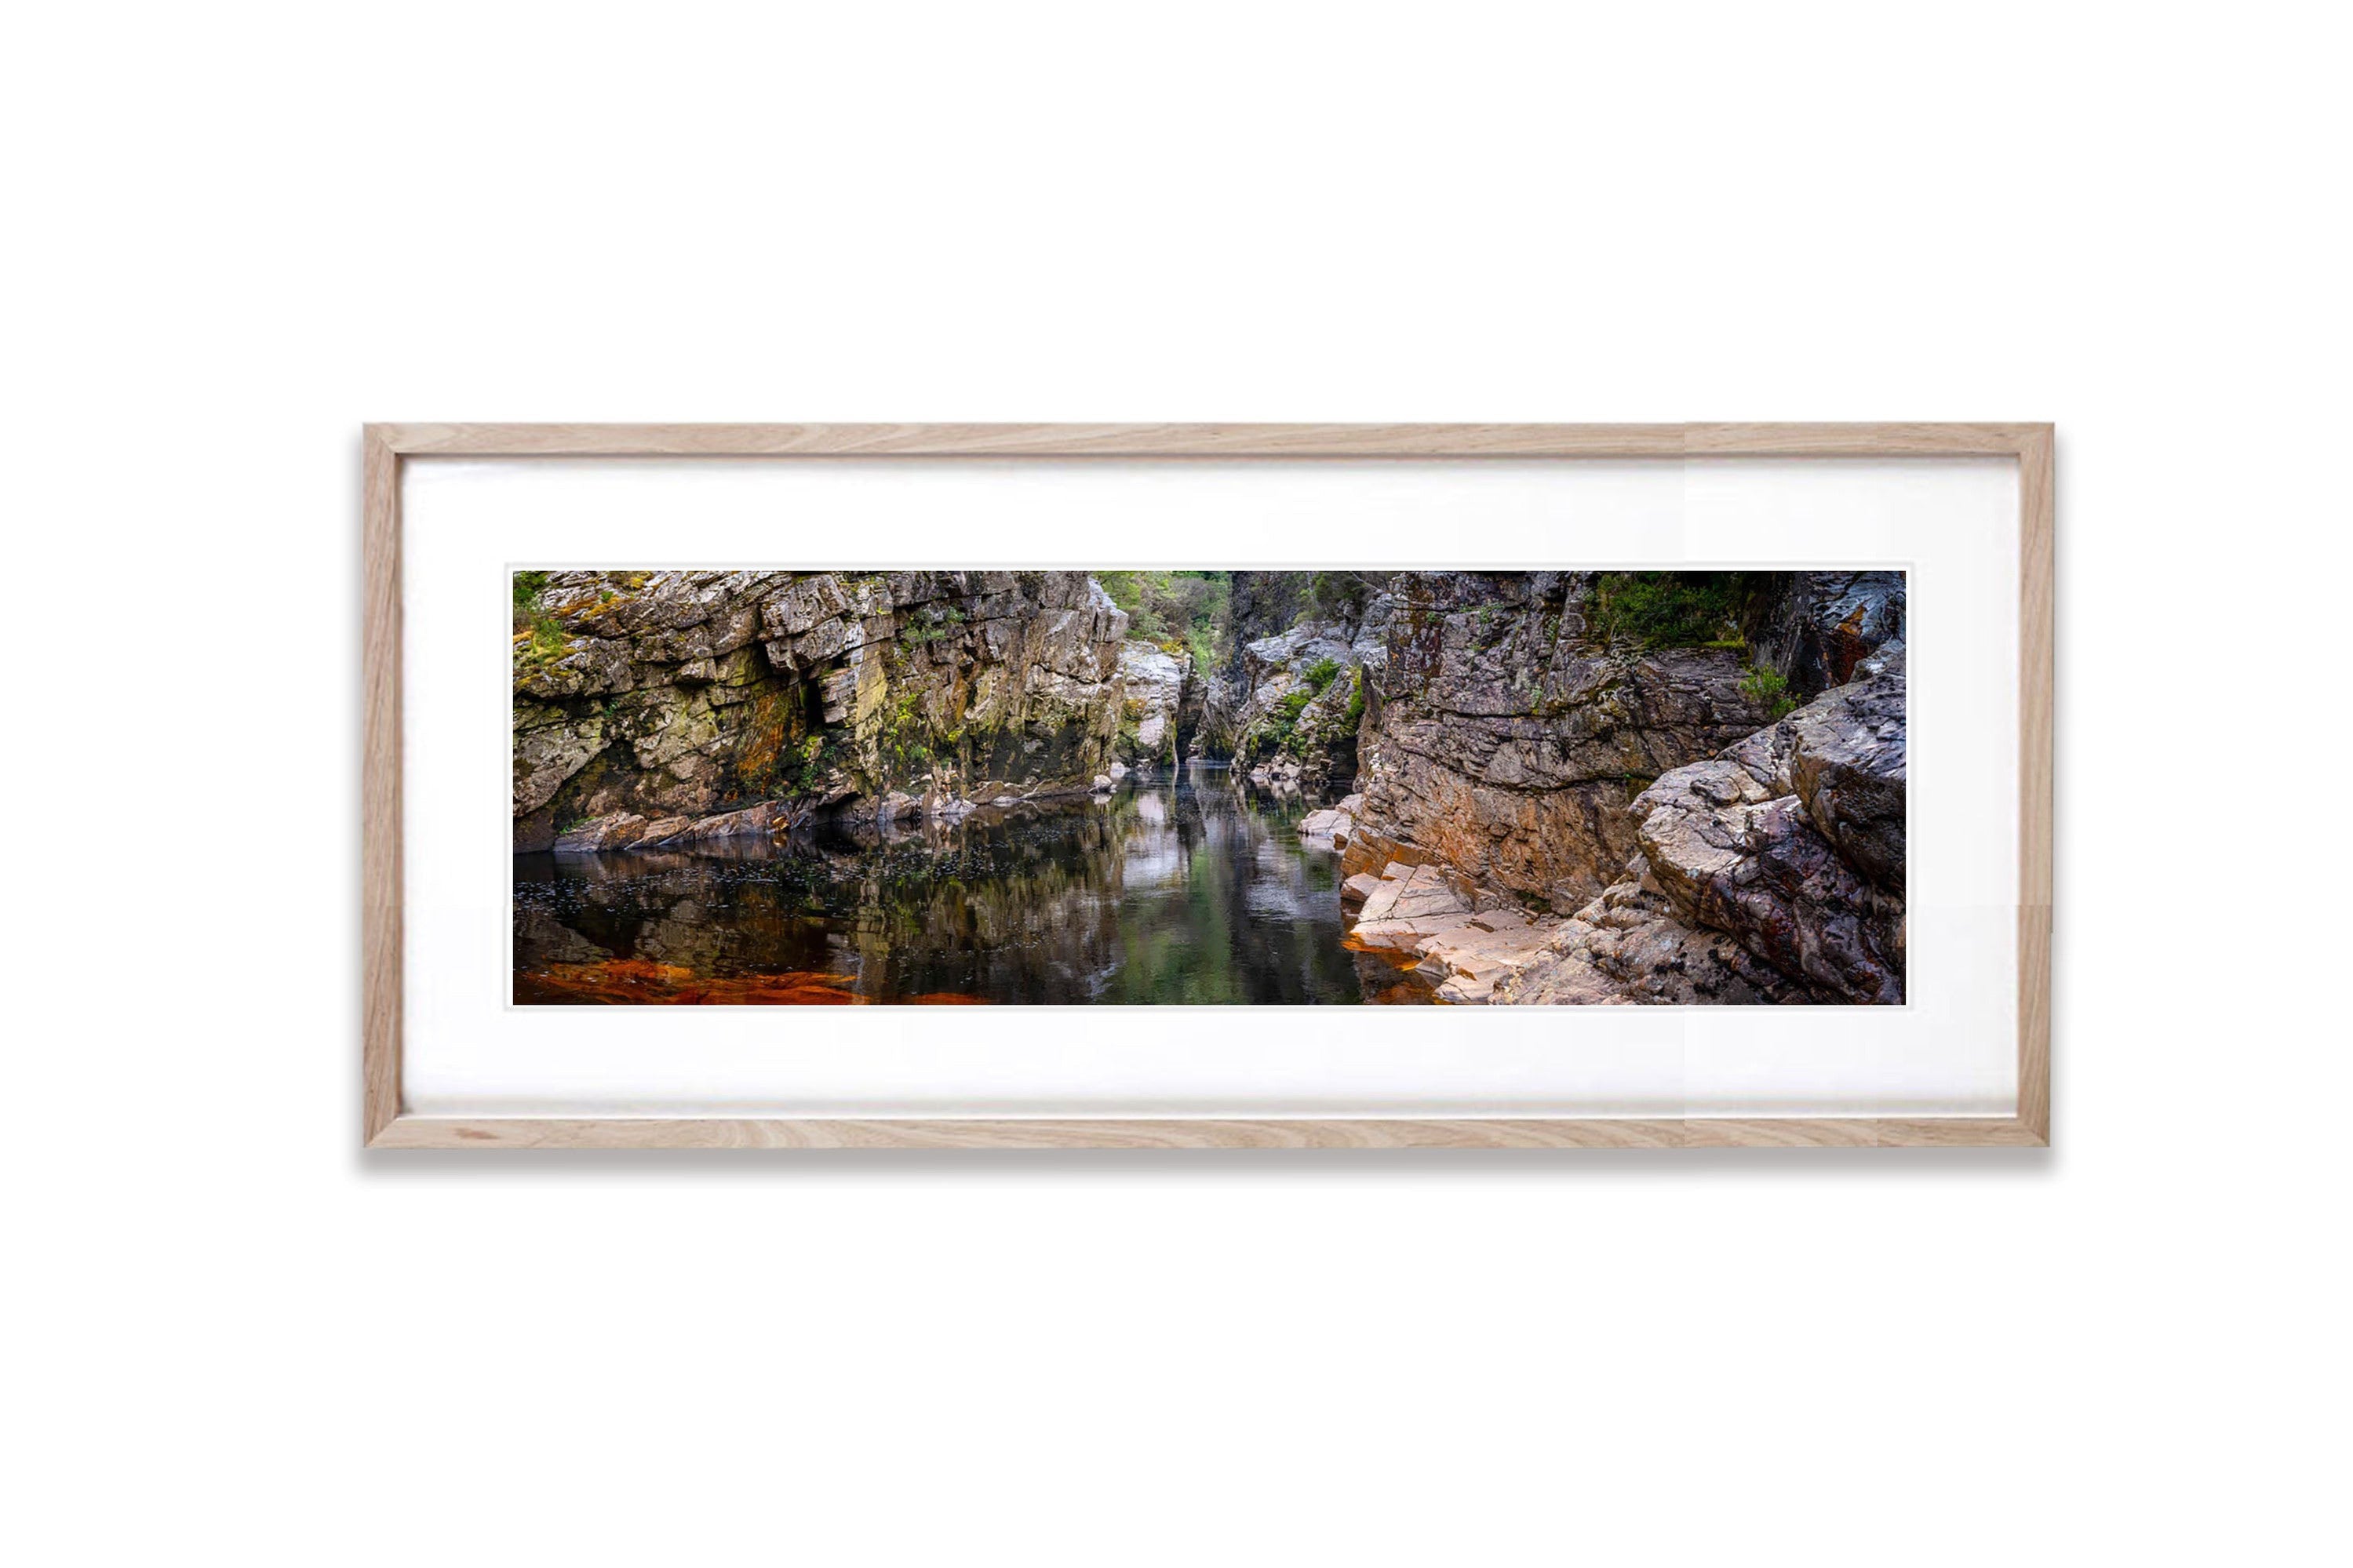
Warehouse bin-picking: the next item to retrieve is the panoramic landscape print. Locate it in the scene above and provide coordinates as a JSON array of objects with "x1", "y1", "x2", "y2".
[{"x1": 514, "y1": 569, "x2": 1907, "y2": 1005}]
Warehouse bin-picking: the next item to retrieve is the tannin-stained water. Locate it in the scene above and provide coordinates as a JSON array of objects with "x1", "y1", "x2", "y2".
[{"x1": 512, "y1": 766, "x2": 1427, "y2": 1004}]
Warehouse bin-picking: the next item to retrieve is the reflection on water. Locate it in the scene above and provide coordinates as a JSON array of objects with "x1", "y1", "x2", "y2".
[{"x1": 513, "y1": 767, "x2": 1422, "y2": 1004}]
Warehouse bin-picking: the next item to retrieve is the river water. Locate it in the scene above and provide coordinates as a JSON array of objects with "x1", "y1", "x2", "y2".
[{"x1": 513, "y1": 765, "x2": 1426, "y2": 1004}]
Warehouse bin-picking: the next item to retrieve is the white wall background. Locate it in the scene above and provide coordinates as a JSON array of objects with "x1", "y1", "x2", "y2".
[{"x1": 8, "y1": 4, "x2": 2344, "y2": 1565}]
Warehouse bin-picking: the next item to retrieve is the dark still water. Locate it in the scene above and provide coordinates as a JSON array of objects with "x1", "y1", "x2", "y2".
[{"x1": 514, "y1": 768, "x2": 1422, "y2": 1004}]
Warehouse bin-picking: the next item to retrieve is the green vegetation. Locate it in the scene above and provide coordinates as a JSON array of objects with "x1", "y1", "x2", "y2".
[
  {"x1": 1095, "y1": 570, "x2": 1230, "y2": 668},
  {"x1": 1306, "y1": 571, "x2": 1372, "y2": 620},
  {"x1": 900, "y1": 605, "x2": 965, "y2": 648},
  {"x1": 1739, "y1": 663, "x2": 1799, "y2": 720},
  {"x1": 871, "y1": 689, "x2": 929, "y2": 778},
  {"x1": 523, "y1": 620, "x2": 568, "y2": 661},
  {"x1": 511, "y1": 570, "x2": 570, "y2": 664},
  {"x1": 792, "y1": 735, "x2": 830, "y2": 791},
  {"x1": 1589, "y1": 572, "x2": 1776, "y2": 649},
  {"x1": 1239, "y1": 660, "x2": 1363, "y2": 764},
  {"x1": 1238, "y1": 686, "x2": 1316, "y2": 764}
]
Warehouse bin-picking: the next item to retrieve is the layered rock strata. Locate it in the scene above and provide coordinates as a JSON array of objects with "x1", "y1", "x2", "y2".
[
  {"x1": 1334, "y1": 571, "x2": 1908, "y2": 1005},
  {"x1": 514, "y1": 569, "x2": 1139, "y2": 852},
  {"x1": 1341, "y1": 572, "x2": 1772, "y2": 911},
  {"x1": 1494, "y1": 651, "x2": 1907, "y2": 1005}
]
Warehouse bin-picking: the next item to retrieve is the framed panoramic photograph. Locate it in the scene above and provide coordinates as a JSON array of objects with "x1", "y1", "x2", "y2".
[{"x1": 364, "y1": 424, "x2": 2052, "y2": 1148}]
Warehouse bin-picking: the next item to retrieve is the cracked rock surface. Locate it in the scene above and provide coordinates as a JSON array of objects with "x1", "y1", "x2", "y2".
[
  {"x1": 1337, "y1": 571, "x2": 1909, "y2": 1005},
  {"x1": 1342, "y1": 572, "x2": 1772, "y2": 911},
  {"x1": 1491, "y1": 658, "x2": 1908, "y2": 1006},
  {"x1": 514, "y1": 569, "x2": 1152, "y2": 852}
]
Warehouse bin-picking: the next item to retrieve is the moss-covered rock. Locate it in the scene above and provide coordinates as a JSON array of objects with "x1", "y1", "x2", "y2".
[{"x1": 514, "y1": 568, "x2": 1142, "y2": 849}]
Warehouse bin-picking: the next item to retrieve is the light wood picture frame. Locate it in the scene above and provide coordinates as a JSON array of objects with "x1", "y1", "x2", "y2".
[{"x1": 363, "y1": 423, "x2": 2053, "y2": 1149}]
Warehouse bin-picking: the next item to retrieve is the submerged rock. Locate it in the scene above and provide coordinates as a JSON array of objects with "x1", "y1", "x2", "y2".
[
  {"x1": 552, "y1": 811, "x2": 654, "y2": 853},
  {"x1": 652, "y1": 799, "x2": 801, "y2": 848},
  {"x1": 1297, "y1": 802, "x2": 1358, "y2": 846}
]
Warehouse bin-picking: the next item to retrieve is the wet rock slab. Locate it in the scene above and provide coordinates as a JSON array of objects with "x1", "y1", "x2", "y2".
[{"x1": 1342, "y1": 861, "x2": 1564, "y2": 1003}]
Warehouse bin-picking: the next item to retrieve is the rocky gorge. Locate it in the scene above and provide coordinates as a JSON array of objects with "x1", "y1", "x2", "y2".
[
  {"x1": 513, "y1": 569, "x2": 1186, "y2": 854},
  {"x1": 1326, "y1": 569, "x2": 1908, "y2": 1004},
  {"x1": 514, "y1": 567, "x2": 1905, "y2": 1006}
]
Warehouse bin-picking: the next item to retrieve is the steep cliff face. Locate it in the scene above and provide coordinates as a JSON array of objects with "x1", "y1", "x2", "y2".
[
  {"x1": 1748, "y1": 570, "x2": 1906, "y2": 700},
  {"x1": 513, "y1": 569, "x2": 1135, "y2": 852},
  {"x1": 1334, "y1": 569, "x2": 1908, "y2": 1004},
  {"x1": 1113, "y1": 642, "x2": 1189, "y2": 769},
  {"x1": 1495, "y1": 643, "x2": 1907, "y2": 1005},
  {"x1": 1225, "y1": 609, "x2": 1384, "y2": 789},
  {"x1": 1342, "y1": 572, "x2": 1772, "y2": 911},
  {"x1": 1224, "y1": 571, "x2": 1311, "y2": 664}
]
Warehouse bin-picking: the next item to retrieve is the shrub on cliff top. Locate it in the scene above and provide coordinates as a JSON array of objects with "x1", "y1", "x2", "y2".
[
  {"x1": 1306, "y1": 572, "x2": 1371, "y2": 620},
  {"x1": 1590, "y1": 572, "x2": 1774, "y2": 650},
  {"x1": 1094, "y1": 569, "x2": 1229, "y2": 668},
  {"x1": 510, "y1": 571, "x2": 572, "y2": 663}
]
